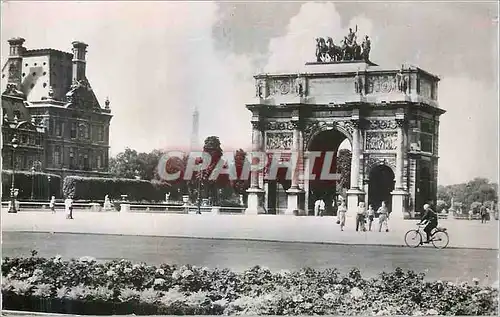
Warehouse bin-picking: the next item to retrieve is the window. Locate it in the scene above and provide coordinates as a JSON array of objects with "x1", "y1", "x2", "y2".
[
  {"x1": 85, "y1": 125, "x2": 89, "y2": 139},
  {"x1": 69, "y1": 148, "x2": 75, "y2": 168},
  {"x1": 55, "y1": 121, "x2": 61, "y2": 136},
  {"x1": 70, "y1": 122, "x2": 77, "y2": 138},
  {"x1": 97, "y1": 126, "x2": 104, "y2": 141},
  {"x1": 35, "y1": 135, "x2": 41, "y2": 146},
  {"x1": 54, "y1": 146, "x2": 61, "y2": 166},
  {"x1": 84, "y1": 154, "x2": 89, "y2": 170},
  {"x1": 420, "y1": 134, "x2": 433, "y2": 153},
  {"x1": 97, "y1": 153, "x2": 102, "y2": 169}
]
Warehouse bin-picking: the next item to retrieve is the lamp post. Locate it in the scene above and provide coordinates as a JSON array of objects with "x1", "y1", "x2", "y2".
[
  {"x1": 8, "y1": 135, "x2": 19, "y2": 213},
  {"x1": 31, "y1": 166, "x2": 36, "y2": 200},
  {"x1": 47, "y1": 175, "x2": 51, "y2": 201}
]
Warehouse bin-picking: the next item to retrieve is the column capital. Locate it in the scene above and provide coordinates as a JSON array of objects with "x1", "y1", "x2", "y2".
[
  {"x1": 351, "y1": 119, "x2": 361, "y2": 129},
  {"x1": 290, "y1": 120, "x2": 303, "y2": 130},
  {"x1": 395, "y1": 118, "x2": 407, "y2": 128},
  {"x1": 251, "y1": 120, "x2": 264, "y2": 131}
]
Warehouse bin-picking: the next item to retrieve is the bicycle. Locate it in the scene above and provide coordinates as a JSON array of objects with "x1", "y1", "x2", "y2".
[{"x1": 404, "y1": 222, "x2": 449, "y2": 249}]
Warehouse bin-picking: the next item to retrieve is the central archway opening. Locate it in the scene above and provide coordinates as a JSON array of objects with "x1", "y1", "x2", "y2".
[
  {"x1": 307, "y1": 129, "x2": 351, "y2": 216},
  {"x1": 266, "y1": 170, "x2": 291, "y2": 214},
  {"x1": 368, "y1": 165, "x2": 395, "y2": 212}
]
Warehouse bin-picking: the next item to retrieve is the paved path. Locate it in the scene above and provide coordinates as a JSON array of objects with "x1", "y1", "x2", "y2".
[
  {"x1": 2, "y1": 232, "x2": 498, "y2": 286},
  {"x1": 2, "y1": 210, "x2": 498, "y2": 249}
]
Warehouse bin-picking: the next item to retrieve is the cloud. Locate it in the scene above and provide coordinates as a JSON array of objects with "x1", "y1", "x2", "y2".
[
  {"x1": 1, "y1": 1, "x2": 255, "y2": 155},
  {"x1": 264, "y1": 2, "x2": 373, "y2": 72}
]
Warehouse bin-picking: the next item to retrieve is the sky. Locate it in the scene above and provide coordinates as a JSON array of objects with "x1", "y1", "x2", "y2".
[{"x1": 1, "y1": 1, "x2": 498, "y2": 186}]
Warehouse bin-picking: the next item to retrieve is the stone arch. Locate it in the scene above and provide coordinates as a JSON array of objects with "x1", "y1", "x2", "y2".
[
  {"x1": 364, "y1": 157, "x2": 396, "y2": 179},
  {"x1": 304, "y1": 120, "x2": 353, "y2": 151}
]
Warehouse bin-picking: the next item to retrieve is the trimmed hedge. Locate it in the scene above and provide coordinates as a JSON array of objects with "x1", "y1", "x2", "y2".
[
  {"x1": 62, "y1": 176, "x2": 171, "y2": 201},
  {"x1": 1, "y1": 170, "x2": 61, "y2": 200}
]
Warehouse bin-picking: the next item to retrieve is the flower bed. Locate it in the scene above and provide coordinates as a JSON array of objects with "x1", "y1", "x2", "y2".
[{"x1": 2, "y1": 252, "x2": 498, "y2": 315}]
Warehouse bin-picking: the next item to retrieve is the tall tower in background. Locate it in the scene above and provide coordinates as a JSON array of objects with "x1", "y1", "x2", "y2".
[{"x1": 190, "y1": 107, "x2": 200, "y2": 149}]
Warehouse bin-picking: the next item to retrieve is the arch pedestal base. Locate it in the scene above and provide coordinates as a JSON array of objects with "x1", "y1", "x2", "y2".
[
  {"x1": 347, "y1": 188, "x2": 365, "y2": 214},
  {"x1": 245, "y1": 188, "x2": 266, "y2": 215},
  {"x1": 285, "y1": 187, "x2": 305, "y2": 216},
  {"x1": 391, "y1": 189, "x2": 409, "y2": 220}
]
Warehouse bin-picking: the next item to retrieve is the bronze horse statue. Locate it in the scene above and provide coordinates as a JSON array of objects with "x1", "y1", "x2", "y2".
[
  {"x1": 326, "y1": 37, "x2": 342, "y2": 62},
  {"x1": 315, "y1": 37, "x2": 329, "y2": 62}
]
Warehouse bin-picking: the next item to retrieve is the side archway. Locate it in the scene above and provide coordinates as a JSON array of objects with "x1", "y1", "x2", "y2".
[{"x1": 368, "y1": 164, "x2": 395, "y2": 212}]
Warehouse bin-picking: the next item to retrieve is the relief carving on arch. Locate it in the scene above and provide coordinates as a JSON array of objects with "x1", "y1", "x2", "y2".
[
  {"x1": 266, "y1": 121, "x2": 295, "y2": 131},
  {"x1": 367, "y1": 120, "x2": 398, "y2": 130},
  {"x1": 367, "y1": 75, "x2": 397, "y2": 94},
  {"x1": 268, "y1": 78, "x2": 294, "y2": 96},
  {"x1": 365, "y1": 131, "x2": 397, "y2": 151},
  {"x1": 265, "y1": 132, "x2": 293, "y2": 150},
  {"x1": 364, "y1": 155, "x2": 396, "y2": 176}
]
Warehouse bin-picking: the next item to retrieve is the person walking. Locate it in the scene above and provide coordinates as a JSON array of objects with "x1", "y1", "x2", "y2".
[
  {"x1": 49, "y1": 196, "x2": 56, "y2": 213},
  {"x1": 378, "y1": 201, "x2": 389, "y2": 232},
  {"x1": 480, "y1": 204, "x2": 488, "y2": 223},
  {"x1": 337, "y1": 200, "x2": 347, "y2": 231},
  {"x1": 65, "y1": 196, "x2": 74, "y2": 219},
  {"x1": 314, "y1": 198, "x2": 321, "y2": 216},
  {"x1": 319, "y1": 198, "x2": 325, "y2": 217},
  {"x1": 356, "y1": 202, "x2": 367, "y2": 232},
  {"x1": 367, "y1": 204, "x2": 375, "y2": 231}
]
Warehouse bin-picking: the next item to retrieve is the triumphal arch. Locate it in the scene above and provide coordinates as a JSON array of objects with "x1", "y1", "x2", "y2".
[{"x1": 245, "y1": 31, "x2": 445, "y2": 219}]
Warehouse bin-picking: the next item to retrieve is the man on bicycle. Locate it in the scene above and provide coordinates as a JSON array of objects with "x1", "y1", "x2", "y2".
[{"x1": 419, "y1": 204, "x2": 438, "y2": 243}]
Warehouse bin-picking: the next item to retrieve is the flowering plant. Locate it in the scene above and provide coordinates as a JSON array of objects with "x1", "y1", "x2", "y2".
[{"x1": 1, "y1": 253, "x2": 498, "y2": 316}]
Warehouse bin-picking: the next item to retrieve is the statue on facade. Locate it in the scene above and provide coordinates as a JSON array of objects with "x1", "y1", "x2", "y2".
[
  {"x1": 295, "y1": 75, "x2": 305, "y2": 97},
  {"x1": 256, "y1": 80, "x2": 264, "y2": 98},
  {"x1": 354, "y1": 70, "x2": 364, "y2": 94},
  {"x1": 396, "y1": 65, "x2": 408, "y2": 93},
  {"x1": 48, "y1": 86, "x2": 55, "y2": 99},
  {"x1": 362, "y1": 35, "x2": 371, "y2": 61}
]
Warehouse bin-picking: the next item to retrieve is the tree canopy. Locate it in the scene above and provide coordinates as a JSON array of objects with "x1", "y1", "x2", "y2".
[{"x1": 437, "y1": 177, "x2": 498, "y2": 211}]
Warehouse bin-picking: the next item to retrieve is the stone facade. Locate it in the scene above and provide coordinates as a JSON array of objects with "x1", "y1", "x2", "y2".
[
  {"x1": 245, "y1": 60, "x2": 445, "y2": 218},
  {"x1": 1, "y1": 38, "x2": 112, "y2": 178}
]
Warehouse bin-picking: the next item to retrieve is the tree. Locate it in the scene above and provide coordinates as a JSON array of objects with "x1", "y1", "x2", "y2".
[
  {"x1": 437, "y1": 178, "x2": 498, "y2": 211},
  {"x1": 109, "y1": 148, "x2": 142, "y2": 179},
  {"x1": 436, "y1": 199, "x2": 448, "y2": 213},
  {"x1": 336, "y1": 149, "x2": 351, "y2": 194},
  {"x1": 231, "y1": 149, "x2": 250, "y2": 195}
]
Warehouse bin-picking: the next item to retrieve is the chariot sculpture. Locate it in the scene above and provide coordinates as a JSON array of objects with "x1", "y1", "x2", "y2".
[{"x1": 315, "y1": 26, "x2": 371, "y2": 63}]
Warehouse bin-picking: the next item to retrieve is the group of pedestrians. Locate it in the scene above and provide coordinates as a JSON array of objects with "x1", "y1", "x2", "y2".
[
  {"x1": 315, "y1": 198, "x2": 391, "y2": 232},
  {"x1": 48, "y1": 195, "x2": 74, "y2": 219},
  {"x1": 353, "y1": 201, "x2": 390, "y2": 232}
]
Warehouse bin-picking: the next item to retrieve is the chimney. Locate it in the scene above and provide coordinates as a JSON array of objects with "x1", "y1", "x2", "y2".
[
  {"x1": 71, "y1": 41, "x2": 88, "y2": 83},
  {"x1": 7, "y1": 37, "x2": 25, "y2": 90}
]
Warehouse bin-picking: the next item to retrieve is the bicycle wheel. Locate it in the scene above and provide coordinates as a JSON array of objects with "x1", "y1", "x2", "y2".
[
  {"x1": 404, "y1": 229, "x2": 422, "y2": 248},
  {"x1": 431, "y1": 230, "x2": 449, "y2": 249}
]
